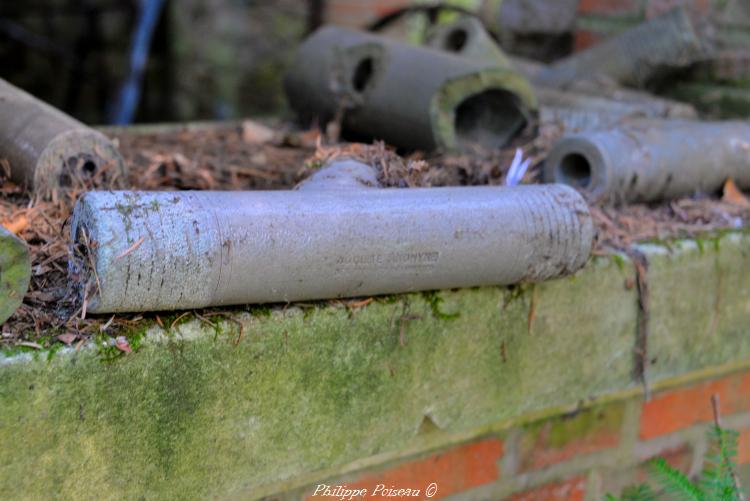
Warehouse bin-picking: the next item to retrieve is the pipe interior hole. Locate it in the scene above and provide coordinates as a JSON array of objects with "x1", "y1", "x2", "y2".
[
  {"x1": 352, "y1": 57, "x2": 374, "y2": 93},
  {"x1": 445, "y1": 28, "x2": 468, "y2": 52},
  {"x1": 454, "y1": 89, "x2": 527, "y2": 150},
  {"x1": 82, "y1": 160, "x2": 97, "y2": 175},
  {"x1": 559, "y1": 153, "x2": 592, "y2": 188}
]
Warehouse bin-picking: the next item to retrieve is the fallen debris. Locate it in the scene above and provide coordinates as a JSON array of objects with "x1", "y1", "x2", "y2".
[
  {"x1": 0, "y1": 78, "x2": 126, "y2": 200},
  {"x1": 70, "y1": 160, "x2": 593, "y2": 313},
  {"x1": 284, "y1": 25, "x2": 536, "y2": 152}
]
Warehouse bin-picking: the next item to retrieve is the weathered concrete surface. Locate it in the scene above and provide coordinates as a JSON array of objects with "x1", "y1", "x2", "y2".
[{"x1": 1, "y1": 231, "x2": 749, "y2": 500}]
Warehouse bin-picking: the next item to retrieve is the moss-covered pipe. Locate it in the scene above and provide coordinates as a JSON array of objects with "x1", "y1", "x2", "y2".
[
  {"x1": 544, "y1": 119, "x2": 750, "y2": 203},
  {"x1": 71, "y1": 160, "x2": 593, "y2": 314},
  {"x1": 534, "y1": 8, "x2": 707, "y2": 89},
  {"x1": 0, "y1": 79, "x2": 125, "y2": 199},
  {"x1": 0, "y1": 227, "x2": 31, "y2": 325},
  {"x1": 284, "y1": 26, "x2": 536, "y2": 152}
]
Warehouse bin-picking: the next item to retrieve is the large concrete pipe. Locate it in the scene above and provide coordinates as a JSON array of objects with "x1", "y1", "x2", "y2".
[
  {"x1": 544, "y1": 120, "x2": 750, "y2": 203},
  {"x1": 0, "y1": 79, "x2": 125, "y2": 199},
  {"x1": 70, "y1": 160, "x2": 593, "y2": 314},
  {"x1": 534, "y1": 8, "x2": 707, "y2": 89},
  {"x1": 0, "y1": 227, "x2": 31, "y2": 324},
  {"x1": 284, "y1": 26, "x2": 536, "y2": 152}
]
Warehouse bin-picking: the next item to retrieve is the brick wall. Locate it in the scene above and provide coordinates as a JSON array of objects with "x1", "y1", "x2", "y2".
[{"x1": 285, "y1": 367, "x2": 750, "y2": 500}]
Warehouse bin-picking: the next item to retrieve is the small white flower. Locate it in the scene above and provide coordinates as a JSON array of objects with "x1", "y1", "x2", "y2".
[{"x1": 505, "y1": 148, "x2": 531, "y2": 187}]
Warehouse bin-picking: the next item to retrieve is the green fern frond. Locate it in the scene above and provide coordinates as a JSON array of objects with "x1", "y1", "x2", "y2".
[{"x1": 648, "y1": 457, "x2": 706, "y2": 501}]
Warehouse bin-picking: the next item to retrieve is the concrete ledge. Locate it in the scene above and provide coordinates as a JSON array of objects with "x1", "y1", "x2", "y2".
[{"x1": 1, "y1": 231, "x2": 749, "y2": 500}]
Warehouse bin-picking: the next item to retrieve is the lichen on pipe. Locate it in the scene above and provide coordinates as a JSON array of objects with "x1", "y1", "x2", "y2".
[
  {"x1": 284, "y1": 26, "x2": 536, "y2": 152},
  {"x1": 534, "y1": 8, "x2": 708, "y2": 89},
  {"x1": 0, "y1": 79, "x2": 125, "y2": 199},
  {"x1": 71, "y1": 160, "x2": 593, "y2": 314},
  {"x1": 0, "y1": 227, "x2": 31, "y2": 325},
  {"x1": 544, "y1": 119, "x2": 750, "y2": 203}
]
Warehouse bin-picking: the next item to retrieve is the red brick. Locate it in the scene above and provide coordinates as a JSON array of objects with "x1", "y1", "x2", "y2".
[
  {"x1": 519, "y1": 405, "x2": 623, "y2": 471},
  {"x1": 510, "y1": 477, "x2": 586, "y2": 501},
  {"x1": 636, "y1": 444, "x2": 694, "y2": 483},
  {"x1": 738, "y1": 428, "x2": 750, "y2": 465},
  {"x1": 578, "y1": 0, "x2": 644, "y2": 16},
  {"x1": 326, "y1": 0, "x2": 410, "y2": 27},
  {"x1": 646, "y1": 0, "x2": 711, "y2": 18},
  {"x1": 308, "y1": 438, "x2": 503, "y2": 500},
  {"x1": 640, "y1": 372, "x2": 750, "y2": 440},
  {"x1": 574, "y1": 30, "x2": 606, "y2": 51}
]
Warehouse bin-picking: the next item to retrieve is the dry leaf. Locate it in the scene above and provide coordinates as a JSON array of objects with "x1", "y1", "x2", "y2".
[
  {"x1": 722, "y1": 178, "x2": 750, "y2": 209},
  {"x1": 57, "y1": 333, "x2": 78, "y2": 345},
  {"x1": 241, "y1": 120, "x2": 275, "y2": 145},
  {"x1": 2, "y1": 214, "x2": 29, "y2": 235},
  {"x1": 115, "y1": 336, "x2": 132, "y2": 354}
]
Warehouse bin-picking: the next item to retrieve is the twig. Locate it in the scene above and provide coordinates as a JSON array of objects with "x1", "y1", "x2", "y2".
[{"x1": 115, "y1": 236, "x2": 145, "y2": 260}]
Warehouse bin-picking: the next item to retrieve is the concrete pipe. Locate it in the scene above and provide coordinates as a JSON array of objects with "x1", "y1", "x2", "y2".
[
  {"x1": 534, "y1": 8, "x2": 707, "y2": 89},
  {"x1": 70, "y1": 160, "x2": 593, "y2": 314},
  {"x1": 536, "y1": 87, "x2": 697, "y2": 133},
  {"x1": 0, "y1": 79, "x2": 125, "y2": 199},
  {"x1": 544, "y1": 119, "x2": 750, "y2": 203},
  {"x1": 284, "y1": 26, "x2": 536, "y2": 152},
  {"x1": 0, "y1": 227, "x2": 31, "y2": 325},
  {"x1": 425, "y1": 17, "x2": 512, "y2": 69}
]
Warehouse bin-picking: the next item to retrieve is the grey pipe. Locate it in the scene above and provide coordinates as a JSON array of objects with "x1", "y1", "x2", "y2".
[
  {"x1": 537, "y1": 87, "x2": 697, "y2": 133},
  {"x1": 284, "y1": 26, "x2": 536, "y2": 152},
  {"x1": 544, "y1": 119, "x2": 750, "y2": 203},
  {"x1": 0, "y1": 79, "x2": 125, "y2": 199},
  {"x1": 70, "y1": 160, "x2": 593, "y2": 314},
  {"x1": 0, "y1": 227, "x2": 31, "y2": 324},
  {"x1": 425, "y1": 17, "x2": 512, "y2": 69},
  {"x1": 421, "y1": 18, "x2": 696, "y2": 132},
  {"x1": 534, "y1": 8, "x2": 707, "y2": 89}
]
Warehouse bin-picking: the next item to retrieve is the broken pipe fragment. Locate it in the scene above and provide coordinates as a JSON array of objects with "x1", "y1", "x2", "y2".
[
  {"x1": 284, "y1": 26, "x2": 536, "y2": 152},
  {"x1": 0, "y1": 79, "x2": 125, "y2": 199},
  {"x1": 0, "y1": 227, "x2": 31, "y2": 325},
  {"x1": 544, "y1": 119, "x2": 750, "y2": 203},
  {"x1": 534, "y1": 8, "x2": 708, "y2": 89},
  {"x1": 71, "y1": 160, "x2": 593, "y2": 314}
]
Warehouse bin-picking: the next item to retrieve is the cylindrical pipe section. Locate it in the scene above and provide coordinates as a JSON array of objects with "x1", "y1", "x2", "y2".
[
  {"x1": 71, "y1": 167, "x2": 593, "y2": 313},
  {"x1": 537, "y1": 87, "x2": 697, "y2": 133},
  {"x1": 0, "y1": 79, "x2": 125, "y2": 198},
  {"x1": 544, "y1": 119, "x2": 750, "y2": 202},
  {"x1": 534, "y1": 8, "x2": 707, "y2": 89},
  {"x1": 0, "y1": 227, "x2": 31, "y2": 324},
  {"x1": 425, "y1": 17, "x2": 513, "y2": 69},
  {"x1": 284, "y1": 26, "x2": 536, "y2": 152}
]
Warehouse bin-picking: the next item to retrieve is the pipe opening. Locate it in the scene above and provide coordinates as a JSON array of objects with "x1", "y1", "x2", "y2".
[
  {"x1": 454, "y1": 89, "x2": 527, "y2": 149},
  {"x1": 444, "y1": 28, "x2": 468, "y2": 52},
  {"x1": 558, "y1": 153, "x2": 592, "y2": 189},
  {"x1": 352, "y1": 57, "x2": 374, "y2": 93},
  {"x1": 82, "y1": 160, "x2": 97, "y2": 175}
]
